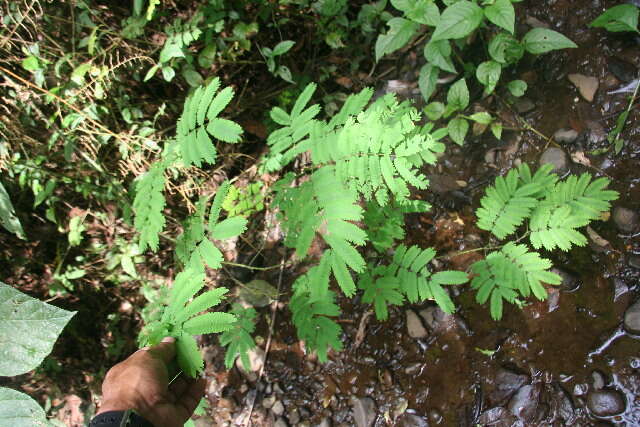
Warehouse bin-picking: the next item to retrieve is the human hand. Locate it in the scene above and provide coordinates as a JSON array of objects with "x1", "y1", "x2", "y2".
[{"x1": 97, "y1": 337, "x2": 206, "y2": 427}]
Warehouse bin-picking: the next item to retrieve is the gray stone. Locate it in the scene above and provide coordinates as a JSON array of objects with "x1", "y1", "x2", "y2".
[
  {"x1": 397, "y1": 414, "x2": 429, "y2": 427},
  {"x1": 262, "y1": 395, "x2": 276, "y2": 409},
  {"x1": 406, "y1": 310, "x2": 428, "y2": 338},
  {"x1": 492, "y1": 368, "x2": 529, "y2": 404},
  {"x1": 591, "y1": 371, "x2": 606, "y2": 390},
  {"x1": 514, "y1": 98, "x2": 535, "y2": 113},
  {"x1": 351, "y1": 397, "x2": 376, "y2": 427},
  {"x1": 540, "y1": 147, "x2": 569, "y2": 175},
  {"x1": 275, "y1": 418, "x2": 289, "y2": 427},
  {"x1": 612, "y1": 206, "x2": 638, "y2": 233},
  {"x1": 629, "y1": 255, "x2": 640, "y2": 269},
  {"x1": 586, "y1": 390, "x2": 626, "y2": 417},
  {"x1": 272, "y1": 400, "x2": 285, "y2": 416},
  {"x1": 508, "y1": 384, "x2": 540, "y2": 421},
  {"x1": 568, "y1": 74, "x2": 599, "y2": 102},
  {"x1": 624, "y1": 300, "x2": 640, "y2": 334},
  {"x1": 553, "y1": 128, "x2": 579, "y2": 144},
  {"x1": 552, "y1": 268, "x2": 580, "y2": 292}
]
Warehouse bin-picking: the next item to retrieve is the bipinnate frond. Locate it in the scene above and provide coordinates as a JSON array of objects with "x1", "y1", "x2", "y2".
[
  {"x1": 476, "y1": 168, "x2": 541, "y2": 239},
  {"x1": 177, "y1": 78, "x2": 243, "y2": 167},
  {"x1": 133, "y1": 160, "x2": 167, "y2": 252},
  {"x1": 470, "y1": 243, "x2": 561, "y2": 320},
  {"x1": 358, "y1": 245, "x2": 468, "y2": 319},
  {"x1": 529, "y1": 204, "x2": 589, "y2": 251},
  {"x1": 544, "y1": 173, "x2": 618, "y2": 221},
  {"x1": 289, "y1": 270, "x2": 344, "y2": 362},
  {"x1": 275, "y1": 167, "x2": 367, "y2": 296},
  {"x1": 219, "y1": 304, "x2": 257, "y2": 370}
]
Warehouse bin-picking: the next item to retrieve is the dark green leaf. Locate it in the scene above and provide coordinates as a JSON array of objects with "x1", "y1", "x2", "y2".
[
  {"x1": 447, "y1": 117, "x2": 469, "y2": 145},
  {"x1": 590, "y1": 4, "x2": 639, "y2": 33},
  {"x1": 522, "y1": 28, "x2": 577, "y2": 54},
  {"x1": 375, "y1": 18, "x2": 420, "y2": 61},
  {"x1": 432, "y1": 1, "x2": 484, "y2": 41}
]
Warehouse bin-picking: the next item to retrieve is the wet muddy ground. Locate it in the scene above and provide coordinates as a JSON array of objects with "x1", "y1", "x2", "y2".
[{"x1": 198, "y1": 0, "x2": 640, "y2": 426}]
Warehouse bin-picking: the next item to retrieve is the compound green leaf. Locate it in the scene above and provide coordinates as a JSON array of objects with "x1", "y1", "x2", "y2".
[
  {"x1": 0, "y1": 387, "x2": 48, "y2": 427},
  {"x1": 375, "y1": 17, "x2": 420, "y2": 61},
  {"x1": 432, "y1": 1, "x2": 483, "y2": 41},
  {"x1": 522, "y1": 28, "x2": 577, "y2": 54},
  {"x1": 0, "y1": 282, "x2": 75, "y2": 376}
]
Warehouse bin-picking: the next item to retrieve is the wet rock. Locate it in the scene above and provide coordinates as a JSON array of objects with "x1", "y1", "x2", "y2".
[
  {"x1": 540, "y1": 147, "x2": 569, "y2": 175},
  {"x1": 591, "y1": 371, "x2": 606, "y2": 390},
  {"x1": 477, "y1": 407, "x2": 508, "y2": 425},
  {"x1": 586, "y1": 390, "x2": 626, "y2": 417},
  {"x1": 419, "y1": 306, "x2": 455, "y2": 333},
  {"x1": 629, "y1": 255, "x2": 640, "y2": 269},
  {"x1": 351, "y1": 397, "x2": 376, "y2": 427},
  {"x1": 406, "y1": 310, "x2": 428, "y2": 339},
  {"x1": 272, "y1": 400, "x2": 285, "y2": 416},
  {"x1": 624, "y1": 300, "x2": 640, "y2": 334},
  {"x1": 508, "y1": 384, "x2": 540, "y2": 421},
  {"x1": 608, "y1": 57, "x2": 637, "y2": 83},
  {"x1": 614, "y1": 278, "x2": 630, "y2": 302},
  {"x1": 553, "y1": 128, "x2": 579, "y2": 144},
  {"x1": 612, "y1": 206, "x2": 639, "y2": 233},
  {"x1": 397, "y1": 413, "x2": 429, "y2": 427},
  {"x1": 514, "y1": 97, "x2": 535, "y2": 113},
  {"x1": 551, "y1": 384, "x2": 575, "y2": 423},
  {"x1": 552, "y1": 268, "x2": 580, "y2": 292},
  {"x1": 428, "y1": 409, "x2": 443, "y2": 424},
  {"x1": 568, "y1": 74, "x2": 599, "y2": 102},
  {"x1": 492, "y1": 368, "x2": 529, "y2": 403}
]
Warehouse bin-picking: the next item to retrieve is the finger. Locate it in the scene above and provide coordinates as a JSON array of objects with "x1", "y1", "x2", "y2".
[
  {"x1": 176, "y1": 378, "x2": 207, "y2": 419},
  {"x1": 169, "y1": 377, "x2": 189, "y2": 397},
  {"x1": 147, "y1": 338, "x2": 176, "y2": 365}
]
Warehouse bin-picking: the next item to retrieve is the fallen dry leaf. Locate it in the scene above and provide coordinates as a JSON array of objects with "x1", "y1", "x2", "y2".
[{"x1": 571, "y1": 150, "x2": 592, "y2": 167}]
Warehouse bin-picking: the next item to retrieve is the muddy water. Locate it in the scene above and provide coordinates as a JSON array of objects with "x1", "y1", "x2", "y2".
[{"x1": 217, "y1": 0, "x2": 640, "y2": 425}]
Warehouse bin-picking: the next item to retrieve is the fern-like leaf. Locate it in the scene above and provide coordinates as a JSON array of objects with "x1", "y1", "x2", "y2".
[
  {"x1": 358, "y1": 245, "x2": 468, "y2": 318},
  {"x1": 290, "y1": 270, "x2": 344, "y2": 362},
  {"x1": 176, "y1": 78, "x2": 243, "y2": 167},
  {"x1": 133, "y1": 160, "x2": 167, "y2": 252},
  {"x1": 219, "y1": 304, "x2": 257, "y2": 370},
  {"x1": 544, "y1": 173, "x2": 618, "y2": 221},
  {"x1": 183, "y1": 312, "x2": 236, "y2": 335},
  {"x1": 476, "y1": 168, "x2": 541, "y2": 239},
  {"x1": 529, "y1": 204, "x2": 589, "y2": 251},
  {"x1": 363, "y1": 199, "x2": 431, "y2": 252},
  {"x1": 470, "y1": 243, "x2": 561, "y2": 320}
]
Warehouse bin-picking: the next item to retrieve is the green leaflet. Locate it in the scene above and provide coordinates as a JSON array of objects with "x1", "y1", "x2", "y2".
[
  {"x1": 358, "y1": 245, "x2": 468, "y2": 318},
  {"x1": 470, "y1": 243, "x2": 561, "y2": 320},
  {"x1": 375, "y1": 17, "x2": 420, "y2": 61},
  {"x1": 176, "y1": 78, "x2": 243, "y2": 167},
  {"x1": 290, "y1": 273, "x2": 343, "y2": 362},
  {"x1": 0, "y1": 181, "x2": 25, "y2": 240},
  {"x1": 219, "y1": 304, "x2": 257, "y2": 369},
  {"x1": 133, "y1": 159, "x2": 167, "y2": 252},
  {"x1": 0, "y1": 283, "x2": 75, "y2": 376},
  {"x1": 521, "y1": 28, "x2": 577, "y2": 54},
  {"x1": 431, "y1": 1, "x2": 483, "y2": 41}
]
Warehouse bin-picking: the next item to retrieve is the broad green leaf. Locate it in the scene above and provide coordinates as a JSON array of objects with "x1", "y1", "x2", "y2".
[
  {"x1": 507, "y1": 79, "x2": 527, "y2": 97},
  {"x1": 469, "y1": 112, "x2": 493, "y2": 124},
  {"x1": 144, "y1": 64, "x2": 160, "y2": 82},
  {"x1": 0, "y1": 282, "x2": 75, "y2": 376},
  {"x1": 276, "y1": 65, "x2": 294, "y2": 83},
  {"x1": 0, "y1": 182, "x2": 25, "y2": 239},
  {"x1": 159, "y1": 42, "x2": 185, "y2": 63},
  {"x1": 446, "y1": 78, "x2": 469, "y2": 111},
  {"x1": 183, "y1": 69, "x2": 204, "y2": 87},
  {"x1": 484, "y1": 0, "x2": 515, "y2": 34},
  {"x1": 488, "y1": 32, "x2": 524, "y2": 64},
  {"x1": 522, "y1": 28, "x2": 577, "y2": 54},
  {"x1": 21, "y1": 56, "x2": 40, "y2": 71},
  {"x1": 448, "y1": 117, "x2": 469, "y2": 145},
  {"x1": 424, "y1": 40, "x2": 456, "y2": 73},
  {"x1": 375, "y1": 17, "x2": 420, "y2": 61},
  {"x1": 419, "y1": 64, "x2": 439, "y2": 101},
  {"x1": 431, "y1": 1, "x2": 483, "y2": 41},
  {"x1": 491, "y1": 121, "x2": 503, "y2": 139},
  {"x1": 161, "y1": 66, "x2": 176, "y2": 81},
  {"x1": 590, "y1": 4, "x2": 639, "y2": 33},
  {"x1": 0, "y1": 387, "x2": 48, "y2": 427},
  {"x1": 392, "y1": 0, "x2": 440, "y2": 26},
  {"x1": 476, "y1": 60, "x2": 502, "y2": 95},
  {"x1": 272, "y1": 40, "x2": 296, "y2": 56},
  {"x1": 424, "y1": 101, "x2": 445, "y2": 120}
]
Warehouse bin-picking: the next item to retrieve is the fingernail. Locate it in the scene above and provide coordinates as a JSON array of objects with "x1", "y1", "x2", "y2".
[{"x1": 162, "y1": 336, "x2": 176, "y2": 343}]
